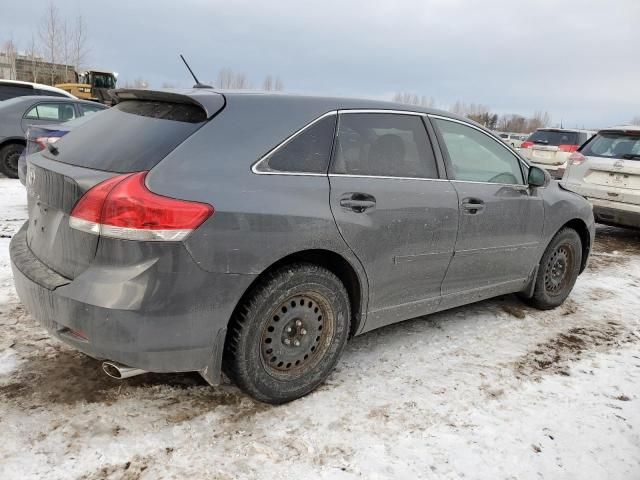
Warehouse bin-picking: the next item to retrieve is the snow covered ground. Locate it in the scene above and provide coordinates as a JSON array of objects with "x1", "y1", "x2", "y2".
[{"x1": 0, "y1": 176, "x2": 639, "y2": 479}]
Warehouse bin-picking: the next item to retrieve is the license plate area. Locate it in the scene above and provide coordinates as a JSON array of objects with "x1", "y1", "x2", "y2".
[{"x1": 606, "y1": 172, "x2": 629, "y2": 188}]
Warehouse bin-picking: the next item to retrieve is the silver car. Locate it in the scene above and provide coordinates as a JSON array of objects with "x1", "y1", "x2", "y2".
[{"x1": 562, "y1": 125, "x2": 640, "y2": 228}]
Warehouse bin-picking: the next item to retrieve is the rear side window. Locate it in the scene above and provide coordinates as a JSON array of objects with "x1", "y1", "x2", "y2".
[
  {"x1": 581, "y1": 132, "x2": 640, "y2": 160},
  {"x1": 36, "y1": 89, "x2": 66, "y2": 97},
  {"x1": 527, "y1": 130, "x2": 579, "y2": 147},
  {"x1": 25, "y1": 103, "x2": 77, "y2": 121},
  {"x1": 332, "y1": 113, "x2": 438, "y2": 179},
  {"x1": 50, "y1": 100, "x2": 207, "y2": 173},
  {"x1": 256, "y1": 114, "x2": 337, "y2": 174},
  {"x1": 79, "y1": 103, "x2": 106, "y2": 116}
]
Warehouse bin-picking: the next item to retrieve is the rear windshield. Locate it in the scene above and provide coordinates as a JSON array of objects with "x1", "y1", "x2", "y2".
[
  {"x1": 527, "y1": 130, "x2": 579, "y2": 147},
  {"x1": 581, "y1": 132, "x2": 640, "y2": 160},
  {"x1": 48, "y1": 100, "x2": 206, "y2": 173}
]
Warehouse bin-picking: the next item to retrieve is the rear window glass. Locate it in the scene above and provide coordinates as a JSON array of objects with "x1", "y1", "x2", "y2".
[
  {"x1": 0, "y1": 85, "x2": 34, "y2": 100},
  {"x1": 527, "y1": 130, "x2": 579, "y2": 147},
  {"x1": 49, "y1": 100, "x2": 206, "y2": 173},
  {"x1": 581, "y1": 132, "x2": 640, "y2": 160}
]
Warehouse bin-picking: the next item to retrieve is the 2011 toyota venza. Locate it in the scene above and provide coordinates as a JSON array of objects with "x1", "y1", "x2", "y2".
[{"x1": 10, "y1": 89, "x2": 595, "y2": 403}]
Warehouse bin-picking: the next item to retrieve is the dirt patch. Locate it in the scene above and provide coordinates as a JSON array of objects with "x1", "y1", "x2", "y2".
[
  {"x1": 514, "y1": 322, "x2": 636, "y2": 378},
  {"x1": 587, "y1": 287, "x2": 616, "y2": 302},
  {"x1": 77, "y1": 454, "x2": 153, "y2": 480},
  {"x1": 593, "y1": 225, "x2": 640, "y2": 256},
  {"x1": 501, "y1": 304, "x2": 527, "y2": 319}
]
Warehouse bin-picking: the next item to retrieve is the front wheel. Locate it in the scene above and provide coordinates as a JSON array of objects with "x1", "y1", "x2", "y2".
[
  {"x1": 523, "y1": 228, "x2": 582, "y2": 310},
  {"x1": 223, "y1": 263, "x2": 350, "y2": 404}
]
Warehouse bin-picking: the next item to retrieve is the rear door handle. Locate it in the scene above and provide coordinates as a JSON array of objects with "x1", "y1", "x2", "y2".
[
  {"x1": 461, "y1": 198, "x2": 485, "y2": 214},
  {"x1": 339, "y1": 193, "x2": 376, "y2": 213}
]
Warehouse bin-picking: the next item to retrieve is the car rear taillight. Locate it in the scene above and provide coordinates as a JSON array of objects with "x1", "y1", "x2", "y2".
[
  {"x1": 35, "y1": 136, "x2": 61, "y2": 151},
  {"x1": 521, "y1": 141, "x2": 533, "y2": 149},
  {"x1": 568, "y1": 152, "x2": 586, "y2": 165},
  {"x1": 69, "y1": 172, "x2": 214, "y2": 241},
  {"x1": 558, "y1": 144, "x2": 579, "y2": 152}
]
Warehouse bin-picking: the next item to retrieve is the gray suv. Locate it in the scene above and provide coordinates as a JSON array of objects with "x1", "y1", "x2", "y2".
[{"x1": 10, "y1": 89, "x2": 595, "y2": 403}]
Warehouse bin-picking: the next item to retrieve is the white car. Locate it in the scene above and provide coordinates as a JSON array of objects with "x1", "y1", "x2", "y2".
[
  {"x1": 0, "y1": 79, "x2": 77, "y2": 101},
  {"x1": 521, "y1": 128, "x2": 596, "y2": 178},
  {"x1": 561, "y1": 125, "x2": 640, "y2": 228},
  {"x1": 497, "y1": 132, "x2": 528, "y2": 149}
]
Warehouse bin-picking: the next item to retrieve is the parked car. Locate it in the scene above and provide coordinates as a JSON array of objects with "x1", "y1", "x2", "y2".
[
  {"x1": 10, "y1": 89, "x2": 595, "y2": 404},
  {"x1": 497, "y1": 132, "x2": 527, "y2": 149},
  {"x1": 562, "y1": 125, "x2": 640, "y2": 228},
  {"x1": 0, "y1": 79, "x2": 76, "y2": 101},
  {"x1": 520, "y1": 128, "x2": 596, "y2": 179},
  {"x1": 0, "y1": 95, "x2": 107, "y2": 178},
  {"x1": 17, "y1": 114, "x2": 103, "y2": 184}
]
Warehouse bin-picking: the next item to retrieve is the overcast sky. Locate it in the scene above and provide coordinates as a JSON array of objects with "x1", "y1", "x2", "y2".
[{"x1": 4, "y1": 0, "x2": 640, "y2": 127}]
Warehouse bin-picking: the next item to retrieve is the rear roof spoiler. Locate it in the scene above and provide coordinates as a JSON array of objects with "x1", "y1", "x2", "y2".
[{"x1": 111, "y1": 88, "x2": 225, "y2": 119}]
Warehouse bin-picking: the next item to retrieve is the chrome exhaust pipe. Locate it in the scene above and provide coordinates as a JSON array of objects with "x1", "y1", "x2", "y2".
[{"x1": 102, "y1": 361, "x2": 147, "y2": 380}]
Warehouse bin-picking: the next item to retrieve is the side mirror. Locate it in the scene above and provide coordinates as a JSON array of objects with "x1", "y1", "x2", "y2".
[{"x1": 528, "y1": 166, "x2": 549, "y2": 187}]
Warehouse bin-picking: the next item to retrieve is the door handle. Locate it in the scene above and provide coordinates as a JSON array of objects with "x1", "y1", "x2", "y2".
[
  {"x1": 461, "y1": 198, "x2": 485, "y2": 214},
  {"x1": 339, "y1": 193, "x2": 376, "y2": 213}
]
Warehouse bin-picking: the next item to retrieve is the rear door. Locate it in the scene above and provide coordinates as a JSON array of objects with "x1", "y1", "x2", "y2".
[
  {"x1": 329, "y1": 111, "x2": 459, "y2": 330},
  {"x1": 431, "y1": 116, "x2": 544, "y2": 304}
]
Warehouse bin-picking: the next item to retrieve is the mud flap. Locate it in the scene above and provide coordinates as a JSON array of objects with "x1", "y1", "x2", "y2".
[
  {"x1": 521, "y1": 264, "x2": 539, "y2": 299},
  {"x1": 199, "y1": 327, "x2": 227, "y2": 386}
]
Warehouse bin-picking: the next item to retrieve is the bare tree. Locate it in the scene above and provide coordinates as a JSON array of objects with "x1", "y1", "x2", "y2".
[
  {"x1": 274, "y1": 76, "x2": 284, "y2": 91},
  {"x1": 631, "y1": 116, "x2": 640, "y2": 126},
  {"x1": 71, "y1": 15, "x2": 89, "y2": 73},
  {"x1": 392, "y1": 92, "x2": 435, "y2": 107},
  {"x1": 263, "y1": 74, "x2": 274, "y2": 91},
  {"x1": 216, "y1": 68, "x2": 252, "y2": 89},
  {"x1": 2, "y1": 38, "x2": 18, "y2": 79},
  {"x1": 39, "y1": 2, "x2": 61, "y2": 84},
  {"x1": 26, "y1": 34, "x2": 42, "y2": 82}
]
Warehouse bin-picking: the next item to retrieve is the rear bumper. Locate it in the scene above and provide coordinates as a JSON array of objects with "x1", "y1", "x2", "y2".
[
  {"x1": 529, "y1": 161, "x2": 566, "y2": 179},
  {"x1": 589, "y1": 198, "x2": 640, "y2": 228},
  {"x1": 10, "y1": 224, "x2": 256, "y2": 381}
]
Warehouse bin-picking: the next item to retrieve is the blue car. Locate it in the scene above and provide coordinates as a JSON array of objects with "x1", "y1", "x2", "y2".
[{"x1": 18, "y1": 115, "x2": 99, "y2": 185}]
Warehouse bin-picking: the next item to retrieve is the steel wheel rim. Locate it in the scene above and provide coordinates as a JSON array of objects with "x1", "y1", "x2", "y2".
[
  {"x1": 260, "y1": 292, "x2": 335, "y2": 379},
  {"x1": 544, "y1": 244, "x2": 574, "y2": 295},
  {"x1": 3, "y1": 151, "x2": 19, "y2": 176}
]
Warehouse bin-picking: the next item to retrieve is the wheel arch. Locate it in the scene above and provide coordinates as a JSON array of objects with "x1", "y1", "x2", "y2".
[
  {"x1": 229, "y1": 249, "x2": 367, "y2": 338},
  {"x1": 560, "y1": 218, "x2": 591, "y2": 273},
  {"x1": 0, "y1": 137, "x2": 27, "y2": 149}
]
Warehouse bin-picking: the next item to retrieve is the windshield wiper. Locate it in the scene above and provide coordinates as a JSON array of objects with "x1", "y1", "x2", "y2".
[{"x1": 622, "y1": 154, "x2": 640, "y2": 160}]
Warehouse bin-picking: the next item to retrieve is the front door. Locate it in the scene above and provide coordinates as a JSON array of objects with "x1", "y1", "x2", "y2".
[
  {"x1": 431, "y1": 116, "x2": 544, "y2": 305},
  {"x1": 329, "y1": 112, "x2": 459, "y2": 331}
]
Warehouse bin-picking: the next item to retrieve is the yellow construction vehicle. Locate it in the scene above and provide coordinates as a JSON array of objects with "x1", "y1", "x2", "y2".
[{"x1": 56, "y1": 70, "x2": 118, "y2": 105}]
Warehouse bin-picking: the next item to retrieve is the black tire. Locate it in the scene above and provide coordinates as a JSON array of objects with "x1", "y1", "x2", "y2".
[
  {"x1": 0, "y1": 143, "x2": 24, "y2": 179},
  {"x1": 523, "y1": 228, "x2": 582, "y2": 310},
  {"x1": 223, "y1": 263, "x2": 350, "y2": 404}
]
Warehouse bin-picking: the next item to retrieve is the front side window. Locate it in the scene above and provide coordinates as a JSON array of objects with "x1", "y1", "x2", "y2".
[
  {"x1": 332, "y1": 113, "x2": 438, "y2": 178},
  {"x1": 257, "y1": 114, "x2": 337, "y2": 174},
  {"x1": 434, "y1": 118, "x2": 524, "y2": 184},
  {"x1": 25, "y1": 103, "x2": 77, "y2": 122}
]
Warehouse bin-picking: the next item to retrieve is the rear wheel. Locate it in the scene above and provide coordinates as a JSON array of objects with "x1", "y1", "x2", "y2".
[
  {"x1": 0, "y1": 143, "x2": 23, "y2": 179},
  {"x1": 223, "y1": 263, "x2": 350, "y2": 404},
  {"x1": 523, "y1": 228, "x2": 582, "y2": 310}
]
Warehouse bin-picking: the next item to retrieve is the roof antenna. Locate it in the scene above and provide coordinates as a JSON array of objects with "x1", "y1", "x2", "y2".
[{"x1": 180, "y1": 54, "x2": 212, "y2": 89}]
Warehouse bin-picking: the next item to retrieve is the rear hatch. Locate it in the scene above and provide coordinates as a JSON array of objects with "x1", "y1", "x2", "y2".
[
  {"x1": 24, "y1": 89, "x2": 224, "y2": 280},
  {"x1": 571, "y1": 129, "x2": 640, "y2": 205},
  {"x1": 523, "y1": 129, "x2": 582, "y2": 165}
]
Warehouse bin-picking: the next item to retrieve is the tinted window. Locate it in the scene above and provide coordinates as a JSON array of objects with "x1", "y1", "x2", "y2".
[
  {"x1": 0, "y1": 85, "x2": 34, "y2": 101},
  {"x1": 581, "y1": 132, "x2": 640, "y2": 160},
  {"x1": 50, "y1": 100, "x2": 206, "y2": 173},
  {"x1": 527, "y1": 129, "x2": 579, "y2": 146},
  {"x1": 24, "y1": 103, "x2": 77, "y2": 121},
  {"x1": 80, "y1": 103, "x2": 107, "y2": 116},
  {"x1": 259, "y1": 114, "x2": 336, "y2": 173},
  {"x1": 35, "y1": 89, "x2": 66, "y2": 97},
  {"x1": 332, "y1": 113, "x2": 438, "y2": 178},
  {"x1": 435, "y1": 118, "x2": 524, "y2": 184}
]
